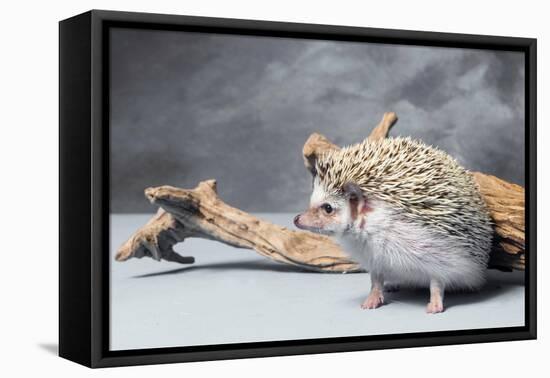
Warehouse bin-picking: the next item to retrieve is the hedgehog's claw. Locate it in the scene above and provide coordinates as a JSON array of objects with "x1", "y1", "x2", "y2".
[
  {"x1": 426, "y1": 300, "x2": 445, "y2": 314},
  {"x1": 361, "y1": 291, "x2": 384, "y2": 309}
]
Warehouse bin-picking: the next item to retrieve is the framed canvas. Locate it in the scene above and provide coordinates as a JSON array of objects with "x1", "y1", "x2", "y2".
[{"x1": 59, "y1": 10, "x2": 537, "y2": 368}]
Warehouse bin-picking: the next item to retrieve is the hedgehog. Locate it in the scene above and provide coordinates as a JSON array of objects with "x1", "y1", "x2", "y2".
[{"x1": 293, "y1": 136, "x2": 493, "y2": 314}]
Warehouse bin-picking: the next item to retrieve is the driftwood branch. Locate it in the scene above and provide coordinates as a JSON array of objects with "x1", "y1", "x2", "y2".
[
  {"x1": 115, "y1": 207, "x2": 195, "y2": 264},
  {"x1": 473, "y1": 172, "x2": 525, "y2": 270},
  {"x1": 116, "y1": 180, "x2": 360, "y2": 273},
  {"x1": 116, "y1": 112, "x2": 525, "y2": 272}
]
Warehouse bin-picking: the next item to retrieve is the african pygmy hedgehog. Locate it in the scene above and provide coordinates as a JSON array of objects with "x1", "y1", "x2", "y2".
[{"x1": 294, "y1": 137, "x2": 493, "y2": 313}]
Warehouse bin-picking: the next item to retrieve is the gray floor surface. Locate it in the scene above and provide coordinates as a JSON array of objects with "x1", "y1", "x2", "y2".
[{"x1": 110, "y1": 213, "x2": 525, "y2": 351}]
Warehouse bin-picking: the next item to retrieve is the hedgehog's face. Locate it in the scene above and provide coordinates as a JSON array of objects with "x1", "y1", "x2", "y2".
[{"x1": 294, "y1": 179, "x2": 368, "y2": 235}]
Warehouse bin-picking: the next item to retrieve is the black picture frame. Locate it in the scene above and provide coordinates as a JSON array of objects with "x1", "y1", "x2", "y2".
[{"x1": 59, "y1": 9, "x2": 537, "y2": 368}]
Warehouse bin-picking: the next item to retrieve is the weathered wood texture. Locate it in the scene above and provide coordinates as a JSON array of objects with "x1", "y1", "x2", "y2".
[
  {"x1": 474, "y1": 172, "x2": 525, "y2": 270},
  {"x1": 116, "y1": 180, "x2": 360, "y2": 272},
  {"x1": 116, "y1": 113, "x2": 525, "y2": 271}
]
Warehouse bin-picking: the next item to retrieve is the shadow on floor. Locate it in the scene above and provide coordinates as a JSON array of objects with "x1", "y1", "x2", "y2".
[
  {"x1": 349, "y1": 270, "x2": 525, "y2": 311},
  {"x1": 132, "y1": 259, "x2": 315, "y2": 278},
  {"x1": 38, "y1": 343, "x2": 58, "y2": 355},
  {"x1": 132, "y1": 259, "x2": 525, "y2": 312}
]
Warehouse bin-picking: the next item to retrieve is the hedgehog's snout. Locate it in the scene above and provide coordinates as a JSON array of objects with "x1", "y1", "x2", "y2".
[{"x1": 294, "y1": 213, "x2": 311, "y2": 231}]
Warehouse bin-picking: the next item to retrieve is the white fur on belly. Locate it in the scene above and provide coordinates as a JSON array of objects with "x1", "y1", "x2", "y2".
[{"x1": 335, "y1": 202, "x2": 488, "y2": 290}]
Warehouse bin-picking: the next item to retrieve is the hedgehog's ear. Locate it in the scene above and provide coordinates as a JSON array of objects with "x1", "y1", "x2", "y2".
[
  {"x1": 305, "y1": 156, "x2": 317, "y2": 176},
  {"x1": 343, "y1": 182, "x2": 363, "y2": 201},
  {"x1": 343, "y1": 182, "x2": 365, "y2": 220}
]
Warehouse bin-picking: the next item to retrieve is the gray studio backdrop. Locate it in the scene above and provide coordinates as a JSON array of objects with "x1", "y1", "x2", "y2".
[{"x1": 110, "y1": 28, "x2": 525, "y2": 214}]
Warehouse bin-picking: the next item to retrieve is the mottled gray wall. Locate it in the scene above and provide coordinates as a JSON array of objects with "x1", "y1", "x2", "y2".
[{"x1": 110, "y1": 28, "x2": 525, "y2": 213}]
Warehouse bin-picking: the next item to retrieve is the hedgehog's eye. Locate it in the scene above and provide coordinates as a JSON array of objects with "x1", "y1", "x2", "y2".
[{"x1": 321, "y1": 203, "x2": 333, "y2": 214}]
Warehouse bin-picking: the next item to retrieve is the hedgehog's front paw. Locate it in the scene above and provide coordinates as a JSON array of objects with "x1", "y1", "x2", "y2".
[
  {"x1": 426, "y1": 300, "x2": 444, "y2": 314},
  {"x1": 361, "y1": 291, "x2": 384, "y2": 309}
]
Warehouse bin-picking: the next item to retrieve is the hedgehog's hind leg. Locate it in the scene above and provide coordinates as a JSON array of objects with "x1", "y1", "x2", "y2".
[
  {"x1": 426, "y1": 278, "x2": 445, "y2": 314},
  {"x1": 361, "y1": 273, "x2": 385, "y2": 309}
]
